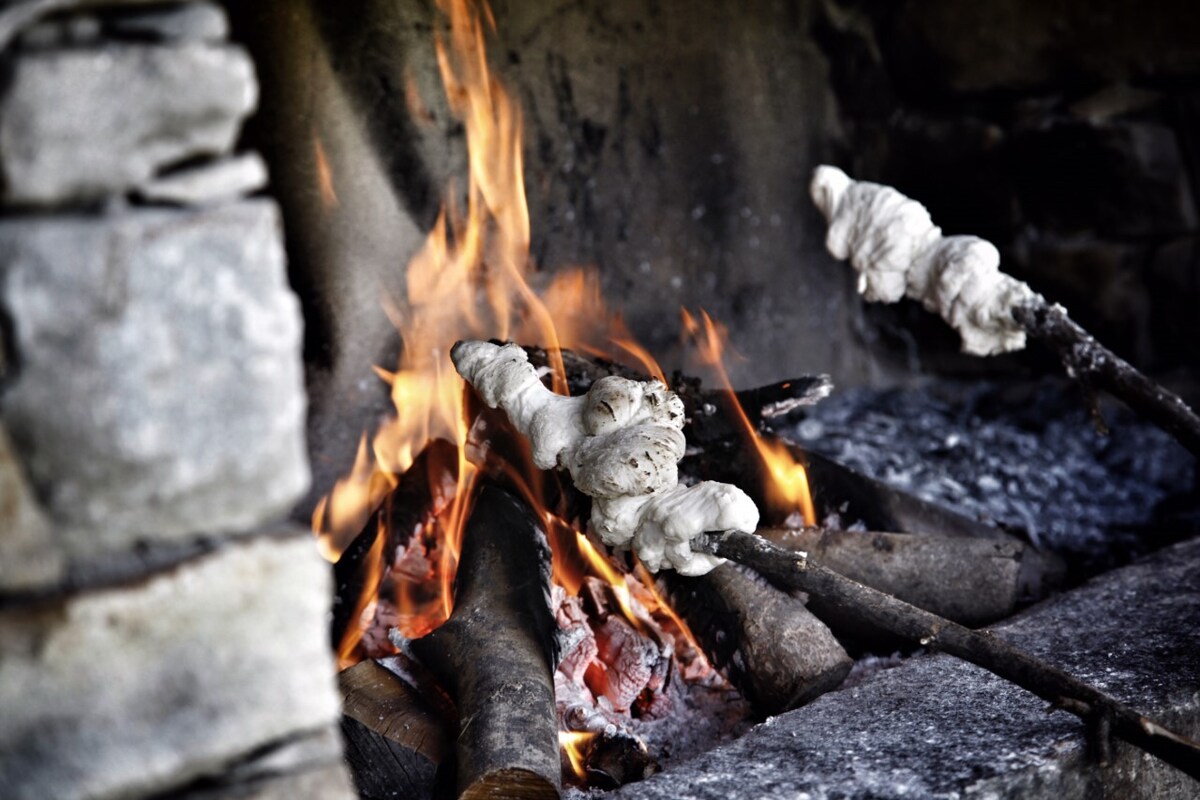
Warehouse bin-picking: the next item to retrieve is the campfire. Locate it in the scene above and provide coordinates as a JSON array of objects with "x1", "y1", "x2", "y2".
[
  {"x1": 308, "y1": 0, "x2": 1200, "y2": 797},
  {"x1": 3, "y1": 1, "x2": 1197, "y2": 799}
]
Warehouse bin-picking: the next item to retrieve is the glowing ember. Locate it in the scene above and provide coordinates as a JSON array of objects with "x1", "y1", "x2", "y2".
[{"x1": 682, "y1": 308, "x2": 817, "y2": 526}]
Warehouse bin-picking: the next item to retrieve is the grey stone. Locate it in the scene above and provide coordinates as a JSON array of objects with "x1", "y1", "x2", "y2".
[
  {"x1": 0, "y1": 201, "x2": 310, "y2": 559},
  {"x1": 603, "y1": 537, "x2": 1200, "y2": 799},
  {"x1": 176, "y1": 726, "x2": 356, "y2": 799},
  {"x1": 0, "y1": 43, "x2": 256, "y2": 206},
  {"x1": 104, "y1": 1, "x2": 229, "y2": 42},
  {"x1": 0, "y1": 424, "x2": 63, "y2": 592},
  {"x1": 136, "y1": 152, "x2": 269, "y2": 207},
  {"x1": 0, "y1": 532, "x2": 345, "y2": 800}
]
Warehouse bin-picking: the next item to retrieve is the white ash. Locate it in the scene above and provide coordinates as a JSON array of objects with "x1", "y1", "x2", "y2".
[
  {"x1": 787, "y1": 380, "x2": 1196, "y2": 568},
  {"x1": 810, "y1": 165, "x2": 1042, "y2": 356},
  {"x1": 452, "y1": 340, "x2": 760, "y2": 576}
]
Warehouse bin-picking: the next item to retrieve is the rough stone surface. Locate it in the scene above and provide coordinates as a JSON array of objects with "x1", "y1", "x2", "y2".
[
  {"x1": 0, "y1": 533, "x2": 345, "y2": 800},
  {"x1": 0, "y1": 424, "x2": 63, "y2": 592},
  {"x1": 598, "y1": 537, "x2": 1200, "y2": 799},
  {"x1": 103, "y1": 0, "x2": 230, "y2": 43},
  {"x1": 136, "y1": 152, "x2": 268, "y2": 206},
  {"x1": 0, "y1": 201, "x2": 310, "y2": 558},
  {"x1": 0, "y1": 43, "x2": 256, "y2": 206},
  {"x1": 175, "y1": 726, "x2": 356, "y2": 799}
]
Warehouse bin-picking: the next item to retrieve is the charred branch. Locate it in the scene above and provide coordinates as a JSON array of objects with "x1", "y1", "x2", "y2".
[
  {"x1": 1013, "y1": 299, "x2": 1200, "y2": 459},
  {"x1": 699, "y1": 529, "x2": 1200, "y2": 781},
  {"x1": 338, "y1": 658, "x2": 452, "y2": 800},
  {"x1": 658, "y1": 563, "x2": 851, "y2": 715},
  {"x1": 408, "y1": 485, "x2": 560, "y2": 800}
]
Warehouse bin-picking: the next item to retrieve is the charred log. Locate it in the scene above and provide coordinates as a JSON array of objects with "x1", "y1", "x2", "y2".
[
  {"x1": 408, "y1": 485, "x2": 560, "y2": 800},
  {"x1": 1014, "y1": 299, "x2": 1200, "y2": 459},
  {"x1": 659, "y1": 563, "x2": 851, "y2": 716},
  {"x1": 338, "y1": 658, "x2": 452, "y2": 800},
  {"x1": 761, "y1": 528, "x2": 1033, "y2": 627},
  {"x1": 699, "y1": 529, "x2": 1200, "y2": 781},
  {"x1": 331, "y1": 439, "x2": 458, "y2": 650}
]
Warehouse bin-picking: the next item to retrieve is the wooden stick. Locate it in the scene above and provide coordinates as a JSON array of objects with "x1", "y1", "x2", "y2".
[
  {"x1": 658, "y1": 564, "x2": 851, "y2": 715},
  {"x1": 1013, "y1": 299, "x2": 1200, "y2": 459},
  {"x1": 409, "y1": 485, "x2": 560, "y2": 800},
  {"x1": 698, "y1": 529, "x2": 1200, "y2": 781}
]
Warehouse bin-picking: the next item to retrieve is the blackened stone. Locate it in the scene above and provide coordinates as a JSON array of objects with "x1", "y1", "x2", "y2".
[
  {"x1": 0, "y1": 201, "x2": 310, "y2": 560},
  {"x1": 599, "y1": 537, "x2": 1200, "y2": 799},
  {"x1": 0, "y1": 42, "x2": 256, "y2": 206},
  {"x1": 1009, "y1": 120, "x2": 1196, "y2": 238},
  {"x1": 884, "y1": 0, "x2": 1200, "y2": 98}
]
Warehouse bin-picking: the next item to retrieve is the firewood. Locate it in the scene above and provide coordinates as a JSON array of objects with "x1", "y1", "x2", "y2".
[
  {"x1": 698, "y1": 529, "x2": 1200, "y2": 781},
  {"x1": 1013, "y1": 299, "x2": 1200, "y2": 459},
  {"x1": 330, "y1": 440, "x2": 456, "y2": 650},
  {"x1": 760, "y1": 528, "x2": 1032, "y2": 627},
  {"x1": 658, "y1": 563, "x2": 851, "y2": 715},
  {"x1": 338, "y1": 659, "x2": 451, "y2": 800},
  {"x1": 408, "y1": 485, "x2": 560, "y2": 800}
]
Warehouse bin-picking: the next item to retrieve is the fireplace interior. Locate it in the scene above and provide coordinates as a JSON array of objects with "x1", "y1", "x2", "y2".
[{"x1": 1, "y1": 1, "x2": 1199, "y2": 799}]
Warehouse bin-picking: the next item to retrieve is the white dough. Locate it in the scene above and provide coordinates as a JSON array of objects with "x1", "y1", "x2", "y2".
[
  {"x1": 810, "y1": 165, "x2": 1042, "y2": 356},
  {"x1": 451, "y1": 340, "x2": 760, "y2": 575}
]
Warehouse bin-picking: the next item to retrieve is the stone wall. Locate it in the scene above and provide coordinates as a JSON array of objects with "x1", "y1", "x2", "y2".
[{"x1": 0, "y1": 2, "x2": 353, "y2": 798}]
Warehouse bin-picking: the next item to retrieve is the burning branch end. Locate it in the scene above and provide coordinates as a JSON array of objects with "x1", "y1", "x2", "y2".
[{"x1": 451, "y1": 340, "x2": 760, "y2": 575}]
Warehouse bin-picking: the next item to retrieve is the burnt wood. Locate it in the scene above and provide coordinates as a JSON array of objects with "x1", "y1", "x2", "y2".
[
  {"x1": 699, "y1": 529, "x2": 1200, "y2": 782},
  {"x1": 331, "y1": 439, "x2": 458, "y2": 651},
  {"x1": 338, "y1": 659, "x2": 452, "y2": 800},
  {"x1": 760, "y1": 528, "x2": 1031, "y2": 627},
  {"x1": 658, "y1": 563, "x2": 852, "y2": 715},
  {"x1": 1014, "y1": 299, "x2": 1200, "y2": 459},
  {"x1": 409, "y1": 485, "x2": 560, "y2": 800}
]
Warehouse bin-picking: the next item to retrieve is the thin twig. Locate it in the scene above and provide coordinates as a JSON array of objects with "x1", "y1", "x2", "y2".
[
  {"x1": 698, "y1": 529, "x2": 1200, "y2": 781},
  {"x1": 1013, "y1": 299, "x2": 1200, "y2": 459}
]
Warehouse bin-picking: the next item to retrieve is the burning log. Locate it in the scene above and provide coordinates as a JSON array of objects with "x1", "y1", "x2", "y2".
[
  {"x1": 811, "y1": 165, "x2": 1200, "y2": 460},
  {"x1": 330, "y1": 440, "x2": 457, "y2": 652},
  {"x1": 760, "y1": 528, "x2": 1032, "y2": 628},
  {"x1": 658, "y1": 563, "x2": 851, "y2": 716},
  {"x1": 407, "y1": 485, "x2": 560, "y2": 800},
  {"x1": 699, "y1": 529, "x2": 1200, "y2": 781},
  {"x1": 338, "y1": 658, "x2": 452, "y2": 800}
]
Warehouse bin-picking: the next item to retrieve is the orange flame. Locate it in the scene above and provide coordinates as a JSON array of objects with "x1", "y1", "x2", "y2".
[
  {"x1": 312, "y1": 0, "x2": 682, "y2": 659},
  {"x1": 560, "y1": 731, "x2": 596, "y2": 782},
  {"x1": 681, "y1": 309, "x2": 816, "y2": 526}
]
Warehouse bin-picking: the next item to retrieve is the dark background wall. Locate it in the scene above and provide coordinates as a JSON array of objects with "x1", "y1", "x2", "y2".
[{"x1": 225, "y1": 0, "x2": 1200, "y2": 512}]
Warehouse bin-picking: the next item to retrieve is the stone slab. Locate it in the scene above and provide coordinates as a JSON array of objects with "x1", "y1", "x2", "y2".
[
  {"x1": 0, "y1": 423, "x2": 63, "y2": 592},
  {"x1": 0, "y1": 201, "x2": 310, "y2": 559},
  {"x1": 600, "y1": 537, "x2": 1200, "y2": 799},
  {"x1": 136, "y1": 152, "x2": 268, "y2": 207},
  {"x1": 0, "y1": 532, "x2": 344, "y2": 800},
  {"x1": 0, "y1": 42, "x2": 256, "y2": 206}
]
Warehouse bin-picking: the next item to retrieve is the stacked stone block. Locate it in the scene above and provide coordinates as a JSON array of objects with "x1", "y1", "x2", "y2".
[{"x1": 0, "y1": 2, "x2": 354, "y2": 797}]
